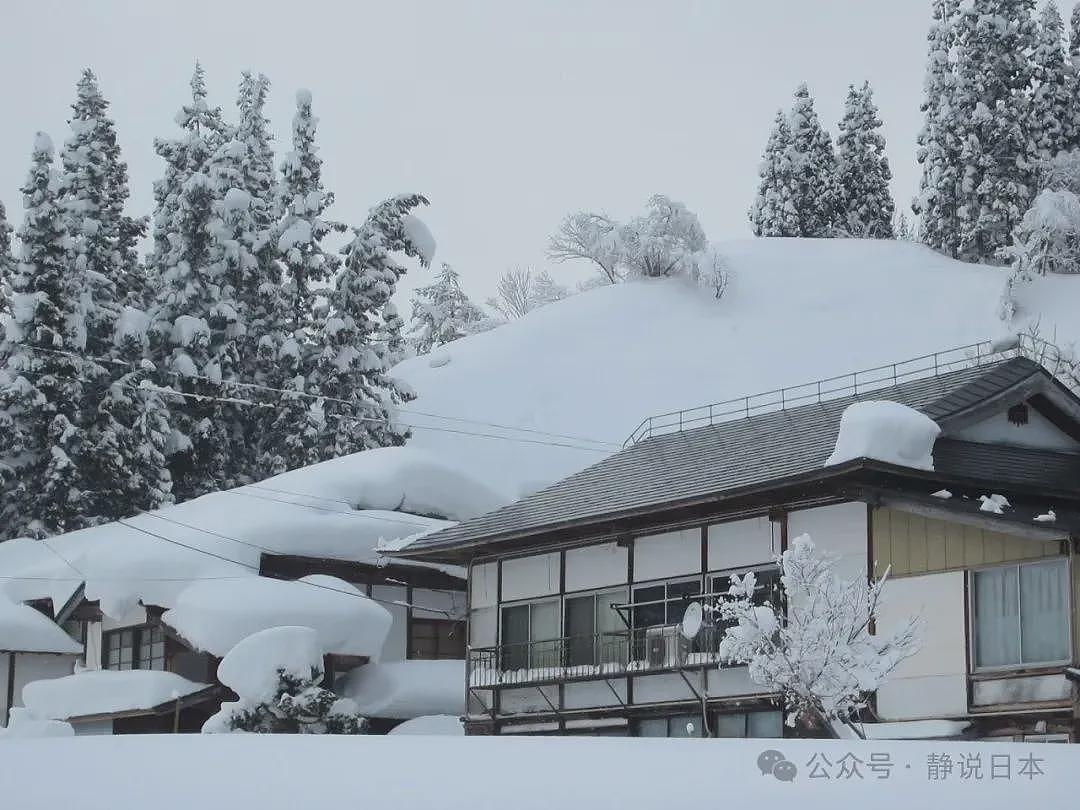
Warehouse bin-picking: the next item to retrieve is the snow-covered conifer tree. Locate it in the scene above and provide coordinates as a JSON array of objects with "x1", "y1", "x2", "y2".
[
  {"x1": 749, "y1": 110, "x2": 799, "y2": 237},
  {"x1": 716, "y1": 535, "x2": 920, "y2": 737},
  {"x1": 1031, "y1": 2, "x2": 1077, "y2": 162},
  {"x1": 786, "y1": 85, "x2": 840, "y2": 237},
  {"x1": 409, "y1": 263, "x2": 486, "y2": 355},
  {"x1": 0, "y1": 201, "x2": 13, "y2": 303},
  {"x1": 313, "y1": 194, "x2": 432, "y2": 460},
  {"x1": 257, "y1": 88, "x2": 339, "y2": 477},
  {"x1": 0, "y1": 135, "x2": 91, "y2": 538},
  {"x1": 954, "y1": 0, "x2": 1040, "y2": 263},
  {"x1": 914, "y1": 0, "x2": 964, "y2": 256},
  {"x1": 1070, "y1": 3, "x2": 1080, "y2": 57},
  {"x1": 835, "y1": 82, "x2": 895, "y2": 238}
]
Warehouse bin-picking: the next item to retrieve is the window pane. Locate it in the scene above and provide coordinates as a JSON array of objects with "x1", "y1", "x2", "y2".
[
  {"x1": 748, "y1": 710, "x2": 783, "y2": 738},
  {"x1": 666, "y1": 581, "x2": 702, "y2": 624},
  {"x1": 565, "y1": 596, "x2": 596, "y2": 667},
  {"x1": 530, "y1": 601, "x2": 560, "y2": 669},
  {"x1": 974, "y1": 567, "x2": 1020, "y2": 667},
  {"x1": 596, "y1": 590, "x2": 628, "y2": 665},
  {"x1": 501, "y1": 605, "x2": 530, "y2": 670},
  {"x1": 670, "y1": 714, "x2": 702, "y2": 738},
  {"x1": 714, "y1": 713, "x2": 748, "y2": 738},
  {"x1": 632, "y1": 586, "x2": 666, "y2": 629},
  {"x1": 1020, "y1": 561, "x2": 1070, "y2": 664},
  {"x1": 636, "y1": 718, "x2": 667, "y2": 738}
]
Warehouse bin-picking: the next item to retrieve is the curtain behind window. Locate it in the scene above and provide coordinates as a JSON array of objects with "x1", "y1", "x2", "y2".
[
  {"x1": 974, "y1": 567, "x2": 1020, "y2": 667},
  {"x1": 1020, "y1": 562, "x2": 1070, "y2": 664}
]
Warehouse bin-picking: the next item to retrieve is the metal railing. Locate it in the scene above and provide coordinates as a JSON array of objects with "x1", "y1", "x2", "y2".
[
  {"x1": 622, "y1": 333, "x2": 1079, "y2": 447},
  {"x1": 468, "y1": 626, "x2": 729, "y2": 688}
]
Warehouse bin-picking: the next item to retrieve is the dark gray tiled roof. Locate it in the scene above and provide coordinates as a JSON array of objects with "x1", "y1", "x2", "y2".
[{"x1": 404, "y1": 357, "x2": 1072, "y2": 554}]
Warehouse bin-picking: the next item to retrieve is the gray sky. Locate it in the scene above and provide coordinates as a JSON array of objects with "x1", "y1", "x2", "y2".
[{"x1": 0, "y1": 0, "x2": 931, "y2": 303}]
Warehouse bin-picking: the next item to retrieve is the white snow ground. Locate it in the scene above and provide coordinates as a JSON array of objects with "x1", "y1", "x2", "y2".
[{"x1": 0, "y1": 736, "x2": 1072, "y2": 809}]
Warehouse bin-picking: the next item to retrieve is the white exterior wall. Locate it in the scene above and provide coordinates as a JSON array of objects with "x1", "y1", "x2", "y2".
[
  {"x1": 951, "y1": 408, "x2": 1080, "y2": 452},
  {"x1": 876, "y1": 571, "x2": 968, "y2": 720},
  {"x1": 470, "y1": 563, "x2": 498, "y2": 609},
  {"x1": 633, "y1": 528, "x2": 700, "y2": 581},
  {"x1": 564, "y1": 543, "x2": 627, "y2": 592},
  {"x1": 788, "y1": 502, "x2": 867, "y2": 582},
  {"x1": 84, "y1": 621, "x2": 103, "y2": 670},
  {"x1": 501, "y1": 553, "x2": 560, "y2": 601},
  {"x1": 470, "y1": 606, "x2": 497, "y2": 648},
  {"x1": 1, "y1": 653, "x2": 76, "y2": 725},
  {"x1": 707, "y1": 517, "x2": 778, "y2": 571}
]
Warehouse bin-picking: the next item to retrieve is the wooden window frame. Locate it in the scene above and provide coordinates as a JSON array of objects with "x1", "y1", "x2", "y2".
[{"x1": 102, "y1": 625, "x2": 166, "y2": 672}]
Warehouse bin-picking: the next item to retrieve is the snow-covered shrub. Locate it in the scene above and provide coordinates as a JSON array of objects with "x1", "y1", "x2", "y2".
[
  {"x1": 715, "y1": 535, "x2": 920, "y2": 737},
  {"x1": 203, "y1": 626, "x2": 366, "y2": 735},
  {"x1": 409, "y1": 264, "x2": 487, "y2": 355},
  {"x1": 1006, "y1": 189, "x2": 1080, "y2": 276},
  {"x1": 485, "y1": 268, "x2": 569, "y2": 320}
]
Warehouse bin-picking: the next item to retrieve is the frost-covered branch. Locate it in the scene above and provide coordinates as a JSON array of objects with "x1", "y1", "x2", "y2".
[{"x1": 715, "y1": 534, "x2": 920, "y2": 737}]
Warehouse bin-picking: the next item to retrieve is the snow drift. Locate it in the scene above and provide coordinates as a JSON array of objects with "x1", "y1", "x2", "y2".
[{"x1": 825, "y1": 401, "x2": 941, "y2": 470}]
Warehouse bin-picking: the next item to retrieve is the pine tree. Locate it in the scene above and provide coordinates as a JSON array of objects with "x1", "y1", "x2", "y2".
[
  {"x1": 1031, "y1": 2, "x2": 1077, "y2": 163},
  {"x1": 835, "y1": 82, "x2": 895, "y2": 238},
  {"x1": 786, "y1": 84, "x2": 840, "y2": 237},
  {"x1": 1070, "y1": 3, "x2": 1080, "y2": 57},
  {"x1": 147, "y1": 68, "x2": 233, "y2": 501},
  {"x1": 914, "y1": 0, "x2": 964, "y2": 256},
  {"x1": 59, "y1": 69, "x2": 170, "y2": 523},
  {"x1": 749, "y1": 110, "x2": 800, "y2": 237},
  {"x1": 409, "y1": 263, "x2": 486, "y2": 355},
  {"x1": 256, "y1": 89, "x2": 338, "y2": 478},
  {"x1": 0, "y1": 134, "x2": 89, "y2": 538},
  {"x1": 0, "y1": 201, "x2": 13, "y2": 303},
  {"x1": 954, "y1": 0, "x2": 1040, "y2": 263},
  {"x1": 314, "y1": 194, "x2": 431, "y2": 460}
]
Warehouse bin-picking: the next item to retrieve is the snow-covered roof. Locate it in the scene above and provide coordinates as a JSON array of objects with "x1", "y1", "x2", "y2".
[
  {"x1": 0, "y1": 447, "x2": 494, "y2": 621},
  {"x1": 834, "y1": 719, "x2": 971, "y2": 740},
  {"x1": 0, "y1": 736, "x2": 1071, "y2": 809},
  {"x1": 825, "y1": 400, "x2": 941, "y2": 470},
  {"x1": 162, "y1": 575, "x2": 391, "y2": 658},
  {"x1": 22, "y1": 669, "x2": 212, "y2": 721},
  {"x1": 0, "y1": 597, "x2": 82, "y2": 655},
  {"x1": 342, "y1": 659, "x2": 465, "y2": 719}
]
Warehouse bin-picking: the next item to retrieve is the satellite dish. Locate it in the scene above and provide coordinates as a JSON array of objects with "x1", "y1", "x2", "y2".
[{"x1": 680, "y1": 601, "x2": 703, "y2": 640}]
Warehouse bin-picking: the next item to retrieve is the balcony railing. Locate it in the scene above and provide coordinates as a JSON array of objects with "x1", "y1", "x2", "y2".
[{"x1": 468, "y1": 626, "x2": 728, "y2": 688}]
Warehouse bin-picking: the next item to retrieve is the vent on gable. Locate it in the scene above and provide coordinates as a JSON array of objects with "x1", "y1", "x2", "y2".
[{"x1": 1007, "y1": 403, "x2": 1029, "y2": 426}]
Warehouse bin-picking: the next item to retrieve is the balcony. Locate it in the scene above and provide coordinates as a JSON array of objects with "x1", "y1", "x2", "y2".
[{"x1": 468, "y1": 626, "x2": 726, "y2": 688}]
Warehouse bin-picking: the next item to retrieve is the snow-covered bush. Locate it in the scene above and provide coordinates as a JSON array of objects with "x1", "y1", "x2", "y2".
[
  {"x1": 409, "y1": 263, "x2": 487, "y2": 354},
  {"x1": 203, "y1": 626, "x2": 366, "y2": 735},
  {"x1": 547, "y1": 195, "x2": 731, "y2": 298},
  {"x1": 485, "y1": 267, "x2": 568, "y2": 320},
  {"x1": 715, "y1": 534, "x2": 920, "y2": 737},
  {"x1": 1006, "y1": 189, "x2": 1080, "y2": 276}
]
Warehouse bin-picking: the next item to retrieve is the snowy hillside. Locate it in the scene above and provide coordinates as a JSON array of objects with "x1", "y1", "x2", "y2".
[{"x1": 395, "y1": 237, "x2": 1078, "y2": 499}]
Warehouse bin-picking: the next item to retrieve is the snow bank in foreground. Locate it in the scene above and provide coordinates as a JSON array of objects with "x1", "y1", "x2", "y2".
[
  {"x1": 342, "y1": 659, "x2": 465, "y2": 719},
  {"x1": 216, "y1": 626, "x2": 324, "y2": 703},
  {"x1": 0, "y1": 596, "x2": 82, "y2": 655},
  {"x1": 162, "y1": 575, "x2": 391, "y2": 658},
  {"x1": 0, "y1": 736, "x2": 1070, "y2": 810},
  {"x1": 387, "y1": 715, "x2": 463, "y2": 735},
  {"x1": 825, "y1": 401, "x2": 941, "y2": 471},
  {"x1": 22, "y1": 669, "x2": 210, "y2": 721}
]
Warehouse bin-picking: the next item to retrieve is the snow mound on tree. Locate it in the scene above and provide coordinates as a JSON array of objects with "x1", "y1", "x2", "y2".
[
  {"x1": 825, "y1": 401, "x2": 941, "y2": 471},
  {"x1": 162, "y1": 575, "x2": 391, "y2": 658},
  {"x1": 341, "y1": 659, "x2": 465, "y2": 719},
  {"x1": 22, "y1": 669, "x2": 210, "y2": 721},
  {"x1": 402, "y1": 214, "x2": 436, "y2": 265},
  {"x1": 215, "y1": 626, "x2": 323, "y2": 703},
  {"x1": 388, "y1": 714, "x2": 464, "y2": 735},
  {"x1": 0, "y1": 596, "x2": 82, "y2": 654}
]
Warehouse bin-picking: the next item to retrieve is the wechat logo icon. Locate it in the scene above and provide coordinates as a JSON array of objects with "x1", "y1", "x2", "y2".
[{"x1": 758, "y1": 750, "x2": 797, "y2": 782}]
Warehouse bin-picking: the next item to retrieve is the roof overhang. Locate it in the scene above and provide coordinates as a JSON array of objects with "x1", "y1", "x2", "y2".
[
  {"x1": 64, "y1": 684, "x2": 225, "y2": 725},
  {"x1": 258, "y1": 554, "x2": 465, "y2": 590},
  {"x1": 398, "y1": 458, "x2": 1080, "y2": 564}
]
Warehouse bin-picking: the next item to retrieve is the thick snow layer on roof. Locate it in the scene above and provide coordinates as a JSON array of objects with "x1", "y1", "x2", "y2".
[
  {"x1": 162, "y1": 576, "x2": 391, "y2": 658},
  {"x1": 0, "y1": 736, "x2": 1071, "y2": 810},
  {"x1": 0, "y1": 708, "x2": 74, "y2": 739},
  {"x1": 395, "y1": 238, "x2": 1078, "y2": 499},
  {"x1": 0, "y1": 448, "x2": 480, "y2": 619},
  {"x1": 342, "y1": 659, "x2": 465, "y2": 719},
  {"x1": 216, "y1": 626, "x2": 323, "y2": 702},
  {"x1": 22, "y1": 669, "x2": 211, "y2": 720},
  {"x1": 387, "y1": 714, "x2": 463, "y2": 735},
  {"x1": 0, "y1": 597, "x2": 82, "y2": 654},
  {"x1": 825, "y1": 400, "x2": 941, "y2": 470}
]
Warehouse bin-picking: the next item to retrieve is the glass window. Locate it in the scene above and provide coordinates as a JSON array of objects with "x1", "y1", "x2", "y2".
[
  {"x1": 410, "y1": 619, "x2": 465, "y2": 660},
  {"x1": 500, "y1": 605, "x2": 530, "y2": 670},
  {"x1": 500, "y1": 600, "x2": 559, "y2": 670},
  {"x1": 634, "y1": 714, "x2": 702, "y2": 738},
  {"x1": 565, "y1": 589, "x2": 628, "y2": 667},
  {"x1": 973, "y1": 560, "x2": 1070, "y2": 669},
  {"x1": 103, "y1": 626, "x2": 164, "y2": 671},
  {"x1": 565, "y1": 595, "x2": 596, "y2": 667},
  {"x1": 713, "y1": 710, "x2": 783, "y2": 738}
]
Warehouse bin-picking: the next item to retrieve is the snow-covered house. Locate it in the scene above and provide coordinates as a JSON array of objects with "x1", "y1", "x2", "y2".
[
  {"x1": 0, "y1": 448, "x2": 496, "y2": 733},
  {"x1": 397, "y1": 351, "x2": 1080, "y2": 741}
]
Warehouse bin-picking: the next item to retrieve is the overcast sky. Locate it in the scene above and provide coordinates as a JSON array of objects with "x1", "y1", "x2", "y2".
[{"x1": 0, "y1": 1, "x2": 933, "y2": 303}]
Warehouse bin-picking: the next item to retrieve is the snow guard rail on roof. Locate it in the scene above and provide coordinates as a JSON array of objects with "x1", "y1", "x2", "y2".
[{"x1": 622, "y1": 334, "x2": 1077, "y2": 447}]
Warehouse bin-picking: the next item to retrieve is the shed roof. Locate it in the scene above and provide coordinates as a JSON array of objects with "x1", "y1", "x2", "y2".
[{"x1": 399, "y1": 357, "x2": 1080, "y2": 560}]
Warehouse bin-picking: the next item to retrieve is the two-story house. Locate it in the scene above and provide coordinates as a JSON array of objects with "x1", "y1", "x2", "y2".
[{"x1": 396, "y1": 349, "x2": 1080, "y2": 741}]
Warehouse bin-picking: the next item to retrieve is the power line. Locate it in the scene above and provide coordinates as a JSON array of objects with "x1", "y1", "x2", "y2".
[
  {"x1": 10, "y1": 341, "x2": 617, "y2": 450},
  {"x1": 227, "y1": 488, "x2": 438, "y2": 531}
]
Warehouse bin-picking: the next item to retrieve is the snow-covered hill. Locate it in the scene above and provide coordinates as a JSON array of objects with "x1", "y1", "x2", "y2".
[{"x1": 395, "y1": 237, "x2": 1079, "y2": 500}]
